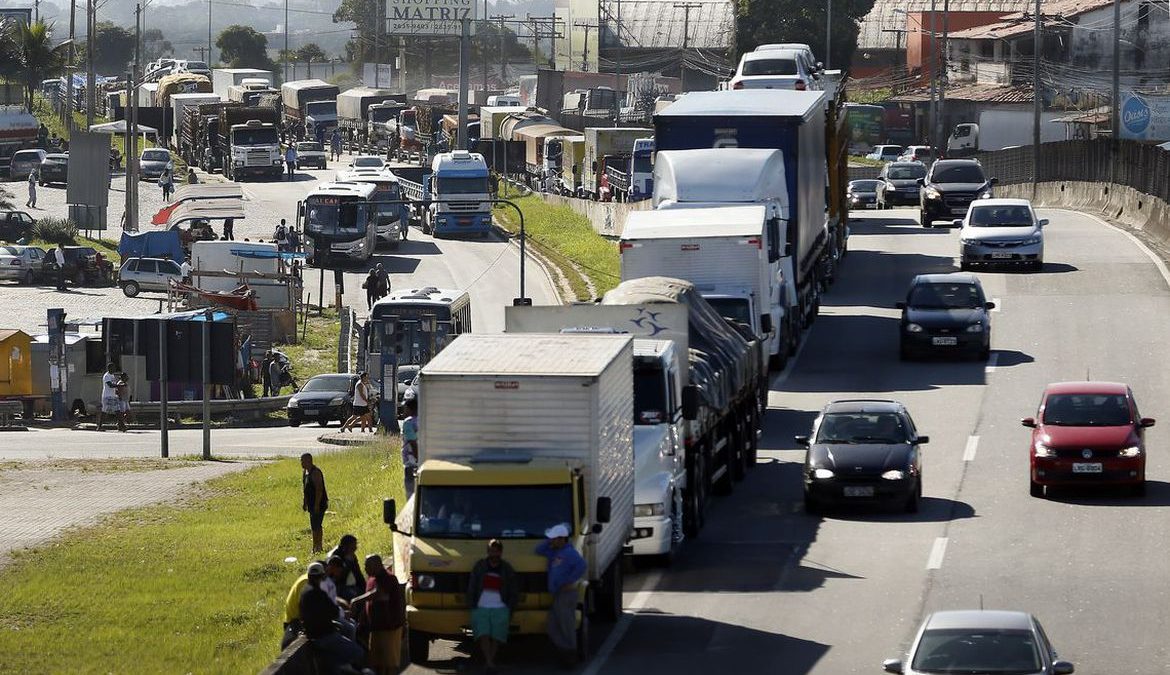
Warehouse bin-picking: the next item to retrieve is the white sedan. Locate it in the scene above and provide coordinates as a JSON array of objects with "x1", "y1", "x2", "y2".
[
  {"x1": 957, "y1": 198, "x2": 1046, "y2": 271},
  {"x1": 0, "y1": 244, "x2": 46, "y2": 284}
]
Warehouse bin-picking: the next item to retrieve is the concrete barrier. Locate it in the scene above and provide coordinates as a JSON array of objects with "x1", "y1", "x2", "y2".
[
  {"x1": 540, "y1": 193, "x2": 653, "y2": 238},
  {"x1": 258, "y1": 636, "x2": 320, "y2": 675}
]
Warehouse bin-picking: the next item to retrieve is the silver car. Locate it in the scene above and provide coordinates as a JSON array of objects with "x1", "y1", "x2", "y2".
[
  {"x1": 139, "y1": 149, "x2": 173, "y2": 182},
  {"x1": 119, "y1": 257, "x2": 183, "y2": 297},
  {"x1": 9, "y1": 149, "x2": 47, "y2": 180},
  {"x1": 0, "y1": 244, "x2": 46, "y2": 284},
  {"x1": 884, "y1": 610, "x2": 1074, "y2": 675},
  {"x1": 958, "y1": 198, "x2": 1046, "y2": 271}
]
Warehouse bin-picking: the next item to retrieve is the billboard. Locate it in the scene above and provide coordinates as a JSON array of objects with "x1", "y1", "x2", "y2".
[
  {"x1": 385, "y1": 0, "x2": 477, "y2": 36},
  {"x1": 1119, "y1": 92, "x2": 1170, "y2": 143}
]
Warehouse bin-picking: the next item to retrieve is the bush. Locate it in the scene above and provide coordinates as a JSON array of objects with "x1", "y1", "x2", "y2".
[{"x1": 31, "y1": 217, "x2": 79, "y2": 245}]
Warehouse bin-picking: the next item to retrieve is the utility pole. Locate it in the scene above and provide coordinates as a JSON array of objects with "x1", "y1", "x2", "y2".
[
  {"x1": 483, "y1": 0, "x2": 489, "y2": 92},
  {"x1": 937, "y1": 0, "x2": 949, "y2": 154},
  {"x1": 493, "y1": 14, "x2": 514, "y2": 84},
  {"x1": 207, "y1": 0, "x2": 213, "y2": 66},
  {"x1": 34, "y1": 0, "x2": 39, "y2": 23},
  {"x1": 65, "y1": 0, "x2": 76, "y2": 131},
  {"x1": 1111, "y1": 0, "x2": 1120, "y2": 184},
  {"x1": 615, "y1": 0, "x2": 622, "y2": 115},
  {"x1": 1032, "y1": 0, "x2": 1041, "y2": 197},
  {"x1": 927, "y1": 0, "x2": 937, "y2": 149},
  {"x1": 825, "y1": 0, "x2": 831, "y2": 69},
  {"x1": 399, "y1": 37, "x2": 406, "y2": 92},
  {"x1": 573, "y1": 20, "x2": 597, "y2": 71},
  {"x1": 373, "y1": 0, "x2": 381, "y2": 88},
  {"x1": 128, "y1": 2, "x2": 142, "y2": 232},
  {"x1": 674, "y1": 3, "x2": 700, "y2": 89},
  {"x1": 458, "y1": 18, "x2": 470, "y2": 150},
  {"x1": 284, "y1": 0, "x2": 289, "y2": 82},
  {"x1": 194, "y1": 45, "x2": 210, "y2": 62},
  {"x1": 85, "y1": 0, "x2": 95, "y2": 127}
]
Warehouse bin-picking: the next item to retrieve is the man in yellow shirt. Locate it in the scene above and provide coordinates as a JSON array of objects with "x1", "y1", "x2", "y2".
[{"x1": 281, "y1": 562, "x2": 324, "y2": 648}]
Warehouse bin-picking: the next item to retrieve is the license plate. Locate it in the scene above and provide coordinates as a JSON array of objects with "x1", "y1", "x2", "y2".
[
  {"x1": 864, "y1": 203, "x2": 877, "y2": 209},
  {"x1": 301, "y1": 409, "x2": 318, "y2": 416},
  {"x1": 990, "y1": 252, "x2": 1014, "y2": 259},
  {"x1": 1072, "y1": 463, "x2": 1103, "y2": 473},
  {"x1": 952, "y1": 207, "x2": 969, "y2": 214},
  {"x1": 458, "y1": 218, "x2": 472, "y2": 225},
  {"x1": 932, "y1": 336, "x2": 958, "y2": 346},
  {"x1": 844, "y1": 486, "x2": 874, "y2": 497}
]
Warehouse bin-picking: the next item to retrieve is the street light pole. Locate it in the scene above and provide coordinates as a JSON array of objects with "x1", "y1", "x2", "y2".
[
  {"x1": 825, "y1": 0, "x2": 832, "y2": 70},
  {"x1": 1032, "y1": 0, "x2": 1041, "y2": 197},
  {"x1": 1111, "y1": 0, "x2": 1120, "y2": 184},
  {"x1": 284, "y1": 0, "x2": 289, "y2": 82}
]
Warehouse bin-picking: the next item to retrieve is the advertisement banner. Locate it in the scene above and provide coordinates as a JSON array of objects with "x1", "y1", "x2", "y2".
[
  {"x1": 385, "y1": 0, "x2": 477, "y2": 36},
  {"x1": 1119, "y1": 92, "x2": 1170, "y2": 142}
]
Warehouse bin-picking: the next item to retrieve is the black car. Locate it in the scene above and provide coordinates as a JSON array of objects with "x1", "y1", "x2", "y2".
[
  {"x1": 0, "y1": 210, "x2": 36, "y2": 242},
  {"x1": 39, "y1": 153, "x2": 68, "y2": 186},
  {"x1": 41, "y1": 246, "x2": 115, "y2": 286},
  {"x1": 796, "y1": 399, "x2": 927, "y2": 513},
  {"x1": 876, "y1": 161, "x2": 927, "y2": 208},
  {"x1": 287, "y1": 373, "x2": 359, "y2": 427},
  {"x1": 847, "y1": 179, "x2": 880, "y2": 210},
  {"x1": 919, "y1": 159, "x2": 997, "y2": 226},
  {"x1": 898, "y1": 273, "x2": 994, "y2": 360}
]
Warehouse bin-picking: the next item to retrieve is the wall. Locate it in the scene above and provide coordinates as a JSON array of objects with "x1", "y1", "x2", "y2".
[
  {"x1": 541, "y1": 193, "x2": 653, "y2": 238},
  {"x1": 1069, "y1": 2, "x2": 1170, "y2": 73}
]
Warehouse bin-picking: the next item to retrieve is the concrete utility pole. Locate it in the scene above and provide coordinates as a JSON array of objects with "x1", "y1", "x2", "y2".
[
  {"x1": 85, "y1": 0, "x2": 95, "y2": 127},
  {"x1": 284, "y1": 0, "x2": 289, "y2": 82},
  {"x1": 1032, "y1": 0, "x2": 1041, "y2": 196},
  {"x1": 374, "y1": 0, "x2": 381, "y2": 87},
  {"x1": 458, "y1": 18, "x2": 470, "y2": 149},
  {"x1": 483, "y1": 0, "x2": 489, "y2": 91},
  {"x1": 1111, "y1": 0, "x2": 1121, "y2": 183},
  {"x1": 65, "y1": 0, "x2": 76, "y2": 131},
  {"x1": 927, "y1": 0, "x2": 936, "y2": 149},
  {"x1": 207, "y1": 0, "x2": 213, "y2": 65},
  {"x1": 493, "y1": 14, "x2": 514, "y2": 84},
  {"x1": 825, "y1": 0, "x2": 831, "y2": 69},
  {"x1": 937, "y1": 0, "x2": 949, "y2": 153},
  {"x1": 674, "y1": 3, "x2": 701, "y2": 88},
  {"x1": 399, "y1": 37, "x2": 406, "y2": 91},
  {"x1": 574, "y1": 20, "x2": 597, "y2": 71}
]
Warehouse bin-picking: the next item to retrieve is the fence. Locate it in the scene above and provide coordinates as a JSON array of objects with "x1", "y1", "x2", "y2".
[{"x1": 976, "y1": 139, "x2": 1170, "y2": 203}]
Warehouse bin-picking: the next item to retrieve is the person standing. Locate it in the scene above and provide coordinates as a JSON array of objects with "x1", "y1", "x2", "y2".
[
  {"x1": 302, "y1": 453, "x2": 329, "y2": 553},
  {"x1": 330, "y1": 128, "x2": 342, "y2": 161},
  {"x1": 285, "y1": 144, "x2": 298, "y2": 181},
  {"x1": 401, "y1": 398, "x2": 419, "y2": 496},
  {"x1": 469, "y1": 539, "x2": 518, "y2": 674},
  {"x1": 223, "y1": 217, "x2": 235, "y2": 241},
  {"x1": 269, "y1": 355, "x2": 285, "y2": 397},
  {"x1": 275, "y1": 219, "x2": 289, "y2": 252},
  {"x1": 288, "y1": 227, "x2": 300, "y2": 253},
  {"x1": 97, "y1": 362, "x2": 126, "y2": 432},
  {"x1": 160, "y1": 167, "x2": 174, "y2": 201},
  {"x1": 363, "y1": 269, "x2": 379, "y2": 310},
  {"x1": 54, "y1": 243, "x2": 66, "y2": 291},
  {"x1": 536, "y1": 524, "x2": 587, "y2": 666},
  {"x1": 261, "y1": 351, "x2": 273, "y2": 397},
  {"x1": 374, "y1": 262, "x2": 390, "y2": 300},
  {"x1": 26, "y1": 168, "x2": 37, "y2": 208},
  {"x1": 341, "y1": 372, "x2": 374, "y2": 433},
  {"x1": 358, "y1": 554, "x2": 406, "y2": 674},
  {"x1": 180, "y1": 257, "x2": 192, "y2": 283}
]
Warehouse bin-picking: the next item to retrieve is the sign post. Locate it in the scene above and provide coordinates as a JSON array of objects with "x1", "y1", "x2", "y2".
[{"x1": 47, "y1": 309, "x2": 67, "y2": 422}]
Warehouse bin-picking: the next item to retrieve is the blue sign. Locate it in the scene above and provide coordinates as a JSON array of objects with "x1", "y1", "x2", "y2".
[{"x1": 1122, "y1": 95, "x2": 1151, "y2": 137}]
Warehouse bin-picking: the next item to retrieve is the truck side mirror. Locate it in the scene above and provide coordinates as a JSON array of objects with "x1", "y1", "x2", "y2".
[
  {"x1": 760, "y1": 313, "x2": 773, "y2": 335},
  {"x1": 383, "y1": 498, "x2": 397, "y2": 526},
  {"x1": 681, "y1": 384, "x2": 700, "y2": 421},
  {"x1": 595, "y1": 496, "x2": 611, "y2": 524}
]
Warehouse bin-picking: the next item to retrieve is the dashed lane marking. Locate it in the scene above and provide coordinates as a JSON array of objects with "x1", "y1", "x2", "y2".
[
  {"x1": 963, "y1": 436, "x2": 979, "y2": 462},
  {"x1": 927, "y1": 537, "x2": 949, "y2": 570}
]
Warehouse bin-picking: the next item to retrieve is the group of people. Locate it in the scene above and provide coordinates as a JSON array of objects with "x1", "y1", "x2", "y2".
[
  {"x1": 262, "y1": 350, "x2": 295, "y2": 397},
  {"x1": 362, "y1": 263, "x2": 392, "y2": 309},
  {"x1": 274, "y1": 219, "x2": 301, "y2": 253},
  {"x1": 159, "y1": 166, "x2": 200, "y2": 202},
  {"x1": 282, "y1": 534, "x2": 407, "y2": 675}
]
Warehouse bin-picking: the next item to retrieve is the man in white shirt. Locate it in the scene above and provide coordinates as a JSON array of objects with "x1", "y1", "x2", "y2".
[
  {"x1": 180, "y1": 259, "x2": 192, "y2": 282},
  {"x1": 323, "y1": 555, "x2": 358, "y2": 641},
  {"x1": 54, "y1": 243, "x2": 66, "y2": 291},
  {"x1": 98, "y1": 362, "x2": 125, "y2": 432}
]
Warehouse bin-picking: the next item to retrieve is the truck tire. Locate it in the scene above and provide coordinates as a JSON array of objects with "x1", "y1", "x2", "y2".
[
  {"x1": 408, "y1": 629, "x2": 430, "y2": 664},
  {"x1": 576, "y1": 612, "x2": 591, "y2": 662},
  {"x1": 683, "y1": 453, "x2": 707, "y2": 538},
  {"x1": 595, "y1": 560, "x2": 623, "y2": 622}
]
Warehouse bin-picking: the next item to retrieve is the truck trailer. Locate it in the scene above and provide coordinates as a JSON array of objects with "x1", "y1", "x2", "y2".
[{"x1": 281, "y1": 79, "x2": 340, "y2": 142}]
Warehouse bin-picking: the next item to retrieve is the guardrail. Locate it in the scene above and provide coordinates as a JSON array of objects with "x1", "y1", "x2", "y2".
[{"x1": 129, "y1": 395, "x2": 291, "y2": 419}]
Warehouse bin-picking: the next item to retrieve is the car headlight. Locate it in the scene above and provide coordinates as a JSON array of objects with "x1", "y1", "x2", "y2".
[
  {"x1": 1020, "y1": 236, "x2": 1042, "y2": 245},
  {"x1": 812, "y1": 468, "x2": 835, "y2": 479},
  {"x1": 966, "y1": 323, "x2": 984, "y2": 332},
  {"x1": 414, "y1": 574, "x2": 436, "y2": 590},
  {"x1": 287, "y1": 398, "x2": 299, "y2": 408},
  {"x1": 881, "y1": 470, "x2": 906, "y2": 480},
  {"x1": 960, "y1": 238, "x2": 977, "y2": 245},
  {"x1": 634, "y1": 503, "x2": 666, "y2": 518},
  {"x1": 905, "y1": 323, "x2": 924, "y2": 333},
  {"x1": 1119, "y1": 445, "x2": 1143, "y2": 458},
  {"x1": 1034, "y1": 442, "x2": 1055, "y2": 458},
  {"x1": 234, "y1": 160, "x2": 244, "y2": 167},
  {"x1": 329, "y1": 396, "x2": 345, "y2": 406},
  {"x1": 925, "y1": 188, "x2": 941, "y2": 200}
]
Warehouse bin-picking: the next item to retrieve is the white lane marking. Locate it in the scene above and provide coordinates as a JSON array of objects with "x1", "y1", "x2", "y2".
[
  {"x1": 963, "y1": 436, "x2": 979, "y2": 462},
  {"x1": 1080, "y1": 211, "x2": 1170, "y2": 288},
  {"x1": 985, "y1": 352, "x2": 999, "y2": 374},
  {"x1": 990, "y1": 297, "x2": 1001, "y2": 312},
  {"x1": 926, "y1": 537, "x2": 949, "y2": 570},
  {"x1": 582, "y1": 569, "x2": 664, "y2": 675}
]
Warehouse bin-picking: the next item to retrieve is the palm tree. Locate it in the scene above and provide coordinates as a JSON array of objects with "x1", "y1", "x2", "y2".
[{"x1": 11, "y1": 20, "x2": 69, "y2": 110}]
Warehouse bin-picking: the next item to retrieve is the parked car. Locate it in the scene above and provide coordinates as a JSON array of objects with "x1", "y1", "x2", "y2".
[
  {"x1": 847, "y1": 179, "x2": 881, "y2": 210},
  {"x1": 1024, "y1": 381, "x2": 1154, "y2": 498},
  {"x1": 348, "y1": 155, "x2": 386, "y2": 171},
  {"x1": 796, "y1": 399, "x2": 927, "y2": 513},
  {"x1": 898, "y1": 273, "x2": 994, "y2": 360},
  {"x1": 38, "y1": 153, "x2": 69, "y2": 186},
  {"x1": 118, "y1": 256, "x2": 183, "y2": 297},
  {"x1": 174, "y1": 59, "x2": 211, "y2": 77},
  {"x1": 883, "y1": 610, "x2": 1074, "y2": 675},
  {"x1": 395, "y1": 364, "x2": 421, "y2": 403},
  {"x1": 295, "y1": 142, "x2": 328, "y2": 170},
  {"x1": 866, "y1": 145, "x2": 904, "y2": 162},
  {"x1": 287, "y1": 373, "x2": 359, "y2": 427},
  {"x1": 919, "y1": 158, "x2": 996, "y2": 227},
  {"x1": 139, "y1": 149, "x2": 173, "y2": 182},
  {"x1": 0, "y1": 210, "x2": 36, "y2": 242},
  {"x1": 753, "y1": 43, "x2": 821, "y2": 77},
  {"x1": 41, "y1": 245, "x2": 115, "y2": 287},
  {"x1": 9, "y1": 149, "x2": 47, "y2": 180},
  {"x1": 403, "y1": 371, "x2": 420, "y2": 403},
  {"x1": 0, "y1": 244, "x2": 46, "y2": 284},
  {"x1": 898, "y1": 145, "x2": 935, "y2": 163},
  {"x1": 958, "y1": 198, "x2": 1046, "y2": 270},
  {"x1": 875, "y1": 161, "x2": 927, "y2": 208},
  {"x1": 729, "y1": 48, "x2": 821, "y2": 91}
]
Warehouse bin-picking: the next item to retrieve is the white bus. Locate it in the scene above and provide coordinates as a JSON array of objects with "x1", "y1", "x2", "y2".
[
  {"x1": 297, "y1": 182, "x2": 378, "y2": 266},
  {"x1": 335, "y1": 168, "x2": 408, "y2": 246}
]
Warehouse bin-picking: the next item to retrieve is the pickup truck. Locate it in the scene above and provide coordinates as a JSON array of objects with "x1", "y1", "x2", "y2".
[{"x1": 293, "y1": 141, "x2": 327, "y2": 170}]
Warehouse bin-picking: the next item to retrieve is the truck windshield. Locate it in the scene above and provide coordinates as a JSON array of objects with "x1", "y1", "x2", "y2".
[
  {"x1": 436, "y1": 177, "x2": 488, "y2": 195},
  {"x1": 634, "y1": 365, "x2": 668, "y2": 425},
  {"x1": 233, "y1": 128, "x2": 278, "y2": 145},
  {"x1": 304, "y1": 197, "x2": 368, "y2": 236},
  {"x1": 305, "y1": 101, "x2": 336, "y2": 116},
  {"x1": 633, "y1": 154, "x2": 652, "y2": 174},
  {"x1": 705, "y1": 297, "x2": 753, "y2": 328},
  {"x1": 416, "y1": 485, "x2": 573, "y2": 538},
  {"x1": 370, "y1": 108, "x2": 397, "y2": 123}
]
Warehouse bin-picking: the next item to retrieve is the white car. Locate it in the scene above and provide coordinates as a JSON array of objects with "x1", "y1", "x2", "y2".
[
  {"x1": 866, "y1": 145, "x2": 904, "y2": 162},
  {"x1": 730, "y1": 48, "x2": 821, "y2": 91},
  {"x1": 336, "y1": 155, "x2": 386, "y2": 179},
  {"x1": 0, "y1": 244, "x2": 46, "y2": 284},
  {"x1": 957, "y1": 198, "x2": 1046, "y2": 271}
]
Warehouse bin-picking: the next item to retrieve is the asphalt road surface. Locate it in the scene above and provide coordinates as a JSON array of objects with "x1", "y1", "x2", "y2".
[{"x1": 406, "y1": 206, "x2": 1170, "y2": 674}]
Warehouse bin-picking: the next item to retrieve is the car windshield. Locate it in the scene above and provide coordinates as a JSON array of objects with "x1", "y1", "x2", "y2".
[
  {"x1": 142, "y1": 150, "x2": 169, "y2": 161},
  {"x1": 396, "y1": 366, "x2": 420, "y2": 385},
  {"x1": 815, "y1": 412, "x2": 909, "y2": 444},
  {"x1": 850, "y1": 180, "x2": 881, "y2": 192},
  {"x1": 911, "y1": 628, "x2": 1042, "y2": 673},
  {"x1": 13, "y1": 151, "x2": 41, "y2": 162},
  {"x1": 416, "y1": 485, "x2": 573, "y2": 539},
  {"x1": 353, "y1": 157, "x2": 384, "y2": 168},
  {"x1": 300, "y1": 375, "x2": 353, "y2": 393},
  {"x1": 743, "y1": 58, "x2": 798, "y2": 76},
  {"x1": 888, "y1": 165, "x2": 926, "y2": 180},
  {"x1": 0, "y1": 246, "x2": 21, "y2": 255},
  {"x1": 881, "y1": 146, "x2": 903, "y2": 156},
  {"x1": 1043, "y1": 393, "x2": 1132, "y2": 426},
  {"x1": 298, "y1": 142, "x2": 322, "y2": 152},
  {"x1": 932, "y1": 165, "x2": 986, "y2": 183},
  {"x1": 909, "y1": 283, "x2": 984, "y2": 309},
  {"x1": 969, "y1": 205, "x2": 1034, "y2": 227}
]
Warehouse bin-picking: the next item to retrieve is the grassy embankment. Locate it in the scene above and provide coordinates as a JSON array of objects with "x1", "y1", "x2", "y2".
[
  {"x1": 280, "y1": 306, "x2": 343, "y2": 382},
  {"x1": 493, "y1": 185, "x2": 621, "y2": 301},
  {"x1": 0, "y1": 442, "x2": 405, "y2": 673}
]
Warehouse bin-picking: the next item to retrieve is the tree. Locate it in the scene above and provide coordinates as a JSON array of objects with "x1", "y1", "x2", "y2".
[
  {"x1": 6, "y1": 20, "x2": 68, "y2": 109},
  {"x1": 216, "y1": 24, "x2": 276, "y2": 71},
  {"x1": 333, "y1": 0, "x2": 380, "y2": 65},
  {"x1": 88, "y1": 21, "x2": 136, "y2": 74},
  {"x1": 734, "y1": 0, "x2": 871, "y2": 71},
  {"x1": 296, "y1": 44, "x2": 328, "y2": 63},
  {"x1": 143, "y1": 28, "x2": 174, "y2": 62}
]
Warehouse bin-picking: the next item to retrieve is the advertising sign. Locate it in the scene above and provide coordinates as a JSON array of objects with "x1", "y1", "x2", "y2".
[
  {"x1": 385, "y1": 0, "x2": 477, "y2": 36},
  {"x1": 1119, "y1": 92, "x2": 1170, "y2": 142}
]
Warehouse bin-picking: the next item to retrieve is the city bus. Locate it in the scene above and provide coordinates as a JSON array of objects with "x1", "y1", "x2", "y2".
[
  {"x1": 336, "y1": 168, "x2": 409, "y2": 246},
  {"x1": 297, "y1": 182, "x2": 378, "y2": 267},
  {"x1": 844, "y1": 103, "x2": 886, "y2": 155},
  {"x1": 364, "y1": 286, "x2": 473, "y2": 372}
]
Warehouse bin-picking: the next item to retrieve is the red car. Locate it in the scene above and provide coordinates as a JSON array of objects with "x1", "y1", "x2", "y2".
[{"x1": 1024, "y1": 381, "x2": 1155, "y2": 497}]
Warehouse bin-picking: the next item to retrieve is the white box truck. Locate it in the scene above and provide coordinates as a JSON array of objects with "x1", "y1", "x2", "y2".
[
  {"x1": 384, "y1": 332, "x2": 634, "y2": 663},
  {"x1": 211, "y1": 68, "x2": 273, "y2": 100}
]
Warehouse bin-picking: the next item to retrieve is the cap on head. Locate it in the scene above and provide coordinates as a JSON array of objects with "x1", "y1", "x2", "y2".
[
  {"x1": 307, "y1": 561, "x2": 326, "y2": 577},
  {"x1": 544, "y1": 523, "x2": 570, "y2": 540},
  {"x1": 327, "y1": 555, "x2": 345, "y2": 568}
]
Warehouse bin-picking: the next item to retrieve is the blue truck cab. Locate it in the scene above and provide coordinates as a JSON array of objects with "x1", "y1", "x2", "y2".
[{"x1": 427, "y1": 150, "x2": 493, "y2": 237}]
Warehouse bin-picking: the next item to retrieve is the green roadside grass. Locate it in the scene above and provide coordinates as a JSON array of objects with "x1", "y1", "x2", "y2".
[
  {"x1": 0, "y1": 442, "x2": 405, "y2": 674},
  {"x1": 279, "y1": 307, "x2": 342, "y2": 382},
  {"x1": 494, "y1": 190, "x2": 621, "y2": 301}
]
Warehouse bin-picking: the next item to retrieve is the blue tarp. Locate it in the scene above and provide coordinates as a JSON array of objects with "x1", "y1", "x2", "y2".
[{"x1": 119, "y1": 230, "x2": 184, "y2": 263}]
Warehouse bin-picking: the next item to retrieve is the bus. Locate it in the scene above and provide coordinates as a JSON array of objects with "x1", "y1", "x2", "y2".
[
  {"x1": 364, "y1": 286, "x2": 473, "y2": 371},
  {"x1": 844, "y1": 103, "x2": 886, "y2": 155},
  {"x1": 298, "y1": 182, "x2": 378, "y2": 267},
  {"x1": 336, "y1": 168, "x2": 409, "y2": 246}
]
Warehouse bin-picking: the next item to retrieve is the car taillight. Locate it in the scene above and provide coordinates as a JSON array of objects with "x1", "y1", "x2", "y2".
[
  {"x1": 795, "y1": 80, "x2": 806, "y2": 91},
  {"x1": 732, "y1": 81, "x2": 744, "y2": 90}
]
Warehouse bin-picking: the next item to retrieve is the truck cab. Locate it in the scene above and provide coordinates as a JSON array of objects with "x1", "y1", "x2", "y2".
[
  {"x1": 226, "y1": 119, "x2": 282, "y2": 180},
  {"x1": 947, "y1": 123, "x2": 979, "y2": 157},
  {"x1": 426, "y1": 150, "x2": 493, "y2": 237},
  {"x1": 304, "y1": 100, "x2": 338, "y2": 141}
]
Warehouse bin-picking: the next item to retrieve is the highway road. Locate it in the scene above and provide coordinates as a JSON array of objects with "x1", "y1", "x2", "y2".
[{"x1": 406, "y1": 205, "x2": 1170, "y2": 673}]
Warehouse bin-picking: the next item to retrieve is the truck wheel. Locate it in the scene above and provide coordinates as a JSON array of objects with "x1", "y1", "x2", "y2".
[
  {"x1": 683, "y1": 453, "x2": 707, "y2": 538},
  {"x1": 595, "y1": 560, "x2": 623, "y2": 622},
  {"x1": 575, "y1": 611, "x2": 591, "y2": 662},
  {"x1": 408, "y1": 629, "x2": 430, "y2": 664}
]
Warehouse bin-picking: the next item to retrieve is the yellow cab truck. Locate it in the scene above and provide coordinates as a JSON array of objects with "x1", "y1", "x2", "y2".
[{"x1": 382, "y1": 332, "x2": 635, "y2": 664}]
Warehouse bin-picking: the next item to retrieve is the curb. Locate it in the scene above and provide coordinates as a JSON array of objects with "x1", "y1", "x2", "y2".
[{"x1": 317, "y1": 432, "x2": 390, "y2": 447}]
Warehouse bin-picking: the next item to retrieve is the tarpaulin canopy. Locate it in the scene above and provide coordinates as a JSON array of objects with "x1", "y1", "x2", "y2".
[
  {"x1": 88, "y1": 120, "x2": 159, "y2": 136},
  {"x1": 152, "y1": 184, "x2": 245, "y2": 225},
  {"x1": 165, "y1": 201, "x2": 246, "y2": 228},
  {"x1": 119, "y1": 229, "x2": 184, "y2": 263}
]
